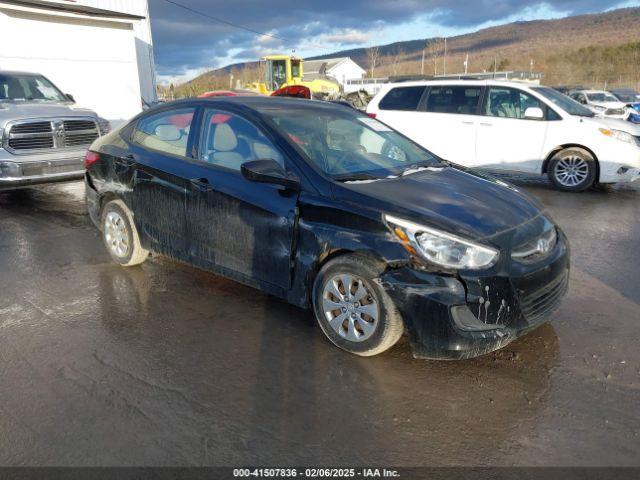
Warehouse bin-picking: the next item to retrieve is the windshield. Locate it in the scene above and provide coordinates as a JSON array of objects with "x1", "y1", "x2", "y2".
[
  {"x1": 0, "y1": 73, "x2": 67, "y2": 102},
  {"x1": 533, "y1": 87, "x2": 594, "y2": 117},
  {"x1": 587, "y1": 92, "x2": 618, "y2": 103},
  {"x1": 612, "y1": 91, "x2": 640, "y2": 103},
  {"x1": 267, "y1": 108, "x2": 440, "y2": 181}
]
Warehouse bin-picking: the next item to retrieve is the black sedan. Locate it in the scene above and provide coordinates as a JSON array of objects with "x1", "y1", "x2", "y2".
[{"x1": 85, "y1": 97, "x2": 569, "y2": 359}]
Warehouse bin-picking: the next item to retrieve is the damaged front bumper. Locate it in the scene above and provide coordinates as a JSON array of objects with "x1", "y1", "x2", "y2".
[{"x1": 380, "y1": 232, "x2": 570, "y2": 360}]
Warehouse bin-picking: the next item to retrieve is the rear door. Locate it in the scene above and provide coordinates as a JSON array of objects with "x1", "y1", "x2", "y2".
[
  {"x1": 474, "y1": 86, "x2": 549, "y2": 172},
  {"x1": 126, "y1": 107, "x2": 196, "y2": 260},
  {"x1": 417, "y1": 84, "x2": 482, "y2": 163},
  {"x1": 185, "y1": 108, "x2": 298, "y2": 290},
  {"x1": 372, "y1": 85, "x2": 427, "y2": 143}
]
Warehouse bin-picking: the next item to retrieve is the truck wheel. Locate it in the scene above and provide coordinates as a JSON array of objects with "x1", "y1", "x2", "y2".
[
  {"x1": 312, "y1": 254, "x2": 403, "y2": 356},
  {"x1": 101, "y1": 200, "x2": 148, "y2": 267},
  {"x1": 548, "y1": 148, "x2": 597, "y2": 192}
]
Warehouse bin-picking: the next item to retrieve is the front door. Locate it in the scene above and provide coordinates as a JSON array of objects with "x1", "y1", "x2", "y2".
[
  {"x1": 185, "y1": 108, "x2": 298, "y2": 290},
  {"x1": 474, "y1": 86, "x2": 549, "y2": 173}
]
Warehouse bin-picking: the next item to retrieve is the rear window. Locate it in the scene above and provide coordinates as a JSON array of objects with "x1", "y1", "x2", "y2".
[
  {"x1": 379, "y1": 86, "x2": 425, "y2": 111},
  {"x1": 425, "y1": 86, "x2": 482, "y2": 114}
]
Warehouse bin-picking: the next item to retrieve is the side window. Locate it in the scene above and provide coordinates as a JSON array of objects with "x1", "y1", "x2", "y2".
[
  {"x1": 132, "y1": 108, "x2": 195, "y2": 157},
  {"x1": 424, "y1": 86, "x2": 482, "y2": 114},
  {"x1": 379, "y1": 86, "x2": 425, "y2": 111},
  {"x1": 547, "y1": 108, "x2": 562, "y2": 121},
  {"x1": 485, "y1": 88, "x2": 543, "y2": 119},
  {"x1": 198, "y1": 109, "x2": 284, "y2": 171}
]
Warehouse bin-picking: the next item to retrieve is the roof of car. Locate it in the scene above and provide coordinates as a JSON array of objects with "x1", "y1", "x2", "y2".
[
  {"x1": 375, "y1": 79, "x2": 543, "y2": 90},
  {"x1": 156, "y1": 96, "x2": 357, "y2": 115},
  {"x1": 573, "y1": 89, "x2": 610, "y2": 94},
  {"x1": 0, "y1": 70, "x2": 42, "y2": 76}
]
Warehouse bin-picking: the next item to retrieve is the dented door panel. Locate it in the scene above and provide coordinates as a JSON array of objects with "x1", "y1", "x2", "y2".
[{"x1": 185, "y1": 164, "x2": 298, "y2": 290}]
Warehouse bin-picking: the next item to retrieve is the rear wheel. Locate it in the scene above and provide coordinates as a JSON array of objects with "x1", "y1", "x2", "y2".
[
  {"x1": 548, "y1": 148, "x2": 597, "y2": 192},
  {"x1": 101, "y1": 200, "x2": 148, "y2": 266},
  {"x1": 312, "y1": 254, "x2": 403, "y2": 356}
]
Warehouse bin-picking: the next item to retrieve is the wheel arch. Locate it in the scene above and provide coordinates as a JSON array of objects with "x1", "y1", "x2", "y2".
[
  {"x1": 303, "y1": 247, "x2": 389, "y2": 308},
  {"x1": 542, "y1": 144, "x2": 600, "y2": 182}
]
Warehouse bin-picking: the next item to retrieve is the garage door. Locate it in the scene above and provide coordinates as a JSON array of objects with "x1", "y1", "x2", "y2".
[{"x1": 0, "y1": 6, "x2": 142, "y2": 123}]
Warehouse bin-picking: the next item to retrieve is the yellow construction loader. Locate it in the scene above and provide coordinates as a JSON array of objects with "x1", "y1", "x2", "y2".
[{"x1": 247, "y1": 55, "x2": 342, "y2": 98}]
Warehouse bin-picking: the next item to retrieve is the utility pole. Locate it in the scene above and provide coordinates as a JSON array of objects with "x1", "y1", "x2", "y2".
[
  {"x1": 530, "y1": 58, "x2": 534, "y2": 75},
  {"x1": 443, "y1": 38, "x2": 447, "y2": 75},
  {"x1": 421, "y1": 48, "x2": 425, "y2": 75},
  {"x1": 464, "y1": 53, "x2": 468, "y2": 74}
]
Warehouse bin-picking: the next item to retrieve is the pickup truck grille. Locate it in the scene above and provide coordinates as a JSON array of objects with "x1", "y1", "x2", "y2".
[{"x1": 3, "y1": 118, "x2": 100, "y2": 154}]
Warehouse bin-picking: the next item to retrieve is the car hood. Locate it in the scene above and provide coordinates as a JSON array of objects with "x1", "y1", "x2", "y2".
[
  {"x1": 0, "y1": 101, "x2": 97, "y2": 125},
  {"x1": 590, "y1": 101, "x2": 627, "y2": 110},
  {"x1": 585, "y1": 115, "x2": 640, "y2": 135},
  {"x1": 340, "y1": 166, "x2": 546, "y2": 242}
]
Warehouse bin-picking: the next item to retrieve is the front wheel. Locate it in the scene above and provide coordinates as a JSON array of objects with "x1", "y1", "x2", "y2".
[
  {"x1": 312, "y1": 254, "x2": 404, "y2": 356},
  {"x1": 548, "y1": 148, "x2": 597, "y2": 192}
]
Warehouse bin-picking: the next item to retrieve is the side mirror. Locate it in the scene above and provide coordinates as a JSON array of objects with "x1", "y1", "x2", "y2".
[
  {"x1": 524, "y1": 107, "x2": 544, "y2": 120},
  {"x1": 65, "y1": 93, "x2": 75, "y2": 103},
  {"x1": 241, "y1": 159, "x2": 300, "y2": 190}
]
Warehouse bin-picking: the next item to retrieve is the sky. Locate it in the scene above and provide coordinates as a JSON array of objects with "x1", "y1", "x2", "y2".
[{"x1": 148, "y1": 0, "x2": 640, "y2": 84}]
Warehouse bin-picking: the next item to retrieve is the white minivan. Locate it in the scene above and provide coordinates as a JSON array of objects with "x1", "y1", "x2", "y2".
[{"x1": 367, "y1": 80, "x2": 640, "y2": 191}]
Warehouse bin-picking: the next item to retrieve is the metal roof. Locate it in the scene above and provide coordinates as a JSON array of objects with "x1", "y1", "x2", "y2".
[
  {"x1": 0, "y1": 0, "x2": 146, "y2": 20},
  {"x1": 304, "y1": 57, "x2": 364, "y2": 75}
]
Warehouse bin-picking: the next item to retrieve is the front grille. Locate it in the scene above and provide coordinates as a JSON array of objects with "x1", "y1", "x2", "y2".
[
  {"x1": 10, "y1": 122, "x2": 52, "y2": 134},
  {"x1": 4, "y1": 118, "x2": 99, "y2": 153},
  {"x1": 512, "y1": 228, "x2": 557, "y2": 264},
  {"x1": 520, "y1": 270, "x2": 568, "y2": 323},
  {"x1": 606, "y1": 108, "x2": 626, "y2": 116},
  {"x1": 63, "y1": 120, "x2": 97, "y2": 131},
  {"x1": 65, "y1": 132, "x2": 99, "y2": 147},
  {"x1": 8, "y1": 136, "x2": 54, "y2": 150}
]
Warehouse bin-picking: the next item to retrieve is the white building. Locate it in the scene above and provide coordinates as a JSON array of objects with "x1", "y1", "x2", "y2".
[
  {"x1": 303, "y1": 57, "x2": 366, "y2": 88},
  {"x1": 0, "y1": 0, "x2": 156, "y2": 123}
]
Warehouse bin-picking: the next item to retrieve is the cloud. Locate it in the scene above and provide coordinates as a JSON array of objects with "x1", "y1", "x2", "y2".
[
  {"x1": 318, "y1": 28, "x2": 370, "y2": 45},
  {"x1": 148, "y1": 0, "x2": 640, "y2": 80}
]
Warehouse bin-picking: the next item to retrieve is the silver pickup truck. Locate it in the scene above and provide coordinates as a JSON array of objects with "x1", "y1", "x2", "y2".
[{"x1": 0, "y1": 71, "x2": 110, "y2": 189}]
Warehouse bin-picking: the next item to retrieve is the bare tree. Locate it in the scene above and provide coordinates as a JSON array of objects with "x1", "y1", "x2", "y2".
[
  {"x1": 426, "y1": 38, "x2": 445, "y2": 76},
  {"x1": 367, "y1": 46, "x2": 380, "y2": 78},
  {"x1": 390, "y1": 48, "x2": 406, "y2": 76}
]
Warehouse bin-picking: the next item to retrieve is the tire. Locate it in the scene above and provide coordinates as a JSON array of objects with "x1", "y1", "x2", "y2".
[
  {"x1": 312, "y1": 253, "x2": 404, "y2": 356},
  {"x1": 548, "y1": 148, "x2": 597, "y2": 192},
  {"x1": 101, "y1": 199, "x2": 148, "y2": 267}
]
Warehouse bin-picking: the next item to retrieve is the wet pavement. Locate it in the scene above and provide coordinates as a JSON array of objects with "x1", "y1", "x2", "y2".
[{"x1": 0, "y1": 177, "x2": 638, "y2": 467}]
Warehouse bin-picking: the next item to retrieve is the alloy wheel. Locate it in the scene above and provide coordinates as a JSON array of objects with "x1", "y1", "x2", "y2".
[
  {"x1": 104, "y1": 211, "x2": 130, "y2": 258},
  {"x1": 322, "y1": 274, "x2": 379, "y2": 342},
  {"x1": 553, "y1": 155, "x2": 590, "y2": 187}
]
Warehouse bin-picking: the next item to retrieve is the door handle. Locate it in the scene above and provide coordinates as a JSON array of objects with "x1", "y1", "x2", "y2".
[
  {"x1": 479, "y1": 122, "x2": 494, "y2": 127},
  {"x1": 190, "y1": 177, "x2": 212, "y2": 191},
  {"x1": 461, "y1": 121, "x2": 475, "y2": 125}
]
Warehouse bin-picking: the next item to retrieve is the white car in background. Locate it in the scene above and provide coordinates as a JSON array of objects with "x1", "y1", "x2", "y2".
[
  {"x1": 569, "y1": 90, "x2": 629, "y2": 120},
  {"x1": 367, "y1": 80, "x2": 640, "y2": 191}
]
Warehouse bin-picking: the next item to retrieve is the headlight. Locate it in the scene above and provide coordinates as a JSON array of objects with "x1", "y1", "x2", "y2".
[
  {"x1": 591, "y1": 105, "x2": 606, "y2": 112},
  {"x1": 599, "y1": 128, "x2": 639, "y2": 146},
  {"x1": 384, "y1": 214, "x2": 499, "y2": 270},
  {"x1": 97, "y1": 117, "x2": 111, "y2": 136}
]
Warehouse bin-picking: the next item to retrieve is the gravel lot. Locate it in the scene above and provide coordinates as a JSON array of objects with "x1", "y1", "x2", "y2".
[{"x1": 0, "y1": 177, "x2": 638, "y2": 466}]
